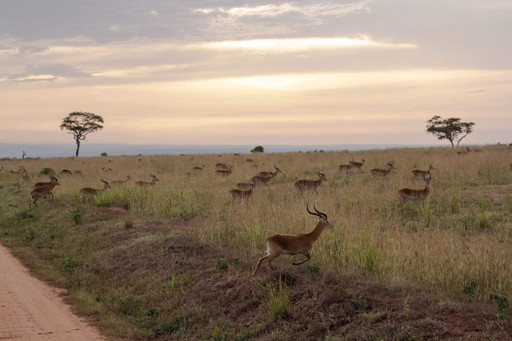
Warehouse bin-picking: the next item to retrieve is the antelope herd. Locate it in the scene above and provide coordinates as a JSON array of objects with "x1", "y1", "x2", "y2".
[{"x1": 10, "y1": 147, "x2": 510, "y2": 275}]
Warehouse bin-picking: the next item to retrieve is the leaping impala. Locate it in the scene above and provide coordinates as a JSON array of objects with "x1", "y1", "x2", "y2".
[
  {"x1": 397, "y1": 174, "x2": 433, "y2": 210},
  {"x1": 135, "y1": 175, "x2": 159, "y2": 186},
  {"x1": 79, "y1": 179, "x2": 111, "y2": 197},
  {"x1": 349, "y1": 159, "x2": 365, "y2": 173},
  {"x1": 411, "y1": 164, "x2": 434, "y2": 181},
  {"x1": 370, "y1": 162, "x2": 395, "y2": 179},
  {"x1": 252, "y1": 205, "x2": 333, "y2": 275},
  {"x1": 294, "y1": 172, "x2": 327, "y2": 194}
]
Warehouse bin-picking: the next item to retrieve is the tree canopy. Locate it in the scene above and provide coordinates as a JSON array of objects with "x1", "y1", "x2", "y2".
[
  {"x1": 60, "y1": 112, "x2": 104, "y2": 157},
  {"x1": 426, "y1": 116, "x2": 475, "y2": 148},
  {"x1": 251, "y1": 146, "x2": 264, "y2": 153}
]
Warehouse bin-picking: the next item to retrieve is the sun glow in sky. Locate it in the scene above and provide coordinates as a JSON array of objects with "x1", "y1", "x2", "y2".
[{"x1": 0, "y1": 1, "x2": 511, "y2": 146}]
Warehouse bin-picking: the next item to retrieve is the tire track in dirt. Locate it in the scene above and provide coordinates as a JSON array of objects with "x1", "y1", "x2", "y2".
[{"x1": 0, "y1": 243, "x2": 105, "y2": 341}]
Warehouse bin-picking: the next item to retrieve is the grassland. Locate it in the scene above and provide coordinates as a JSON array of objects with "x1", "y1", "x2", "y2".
[{"x1": 0, "y1": 146, "x2": 511, "y2": 340}]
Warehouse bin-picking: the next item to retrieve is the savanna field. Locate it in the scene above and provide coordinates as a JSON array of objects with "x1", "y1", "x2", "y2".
[{"x1": 1, "y1": 146, "x2": 512, "y2": 340}]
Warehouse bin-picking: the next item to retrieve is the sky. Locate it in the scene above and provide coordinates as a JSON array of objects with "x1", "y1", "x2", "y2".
[{"x1": 0, "y1": 0, "x2": 511, "y2": 146}]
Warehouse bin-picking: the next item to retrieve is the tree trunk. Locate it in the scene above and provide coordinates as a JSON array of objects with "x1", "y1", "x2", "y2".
[{"x1": 75, "y1": 139, "x2": 80, "y2": 157}]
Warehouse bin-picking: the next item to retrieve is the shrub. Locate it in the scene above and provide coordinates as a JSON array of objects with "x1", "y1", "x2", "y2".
[
  {"x1": 215, "y1": 256, "x2": 228, "y2": 271},
  {"x1": 101, "y1": 152, "x2": 108, "y2": 157},
  {"x1": 39, "y1": 167, "x2": 56, "y2": 175},
  {"x1": 251, "y1": 146, "x2": 264, "y2": 153},
  {"x1": 264, "y1": 278, "x2": 289, "y2": 321}
]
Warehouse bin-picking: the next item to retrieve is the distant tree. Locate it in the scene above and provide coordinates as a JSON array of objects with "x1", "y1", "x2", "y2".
[
  {"x1": 101, "y1": 152, "x2": 108, "y2": 157},
  {"x1": 22, "y1": 150, "x2": 26, "y2": 159},
  {"x1": 426, "y1": 116, "x2": 475, "y2": 148},
  {"x1": 60, "y1": 112, "x2": 104, "y2": 157},
  {"x1": 251, "y1": 146, "x2": 264, "y2": 153}
]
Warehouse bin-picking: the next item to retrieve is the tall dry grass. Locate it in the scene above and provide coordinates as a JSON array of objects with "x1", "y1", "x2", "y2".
[{"x1": 1, "y1": 145, "x2": 512, "y2": 301}]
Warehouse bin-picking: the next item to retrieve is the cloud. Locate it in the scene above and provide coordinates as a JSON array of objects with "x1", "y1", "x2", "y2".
[
  {"x1": 189, "y1": 36, "x2": 416, "y2": 53},
  {"x1": 196, "y1": 2, "x2": 371, "y2": 19}
]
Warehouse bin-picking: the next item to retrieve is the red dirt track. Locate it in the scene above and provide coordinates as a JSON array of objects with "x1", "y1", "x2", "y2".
[{"x1": 0, "y1": 243, "x2": 104, "y2": 341}]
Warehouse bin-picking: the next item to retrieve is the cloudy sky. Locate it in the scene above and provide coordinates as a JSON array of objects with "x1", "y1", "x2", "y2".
[{"x1": 1, "y1": 0, "x2": 511, "y2": 145}]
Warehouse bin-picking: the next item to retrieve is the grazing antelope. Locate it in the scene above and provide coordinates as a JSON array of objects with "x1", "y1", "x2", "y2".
[
  {"x1": 215, "y1": 166, "x2": 233, "y2": 177},
  {"x1": 216, "y1": 163, "x2": 232, "y2": 170},
  {"x1": 229, "y1": 188, "x2": 253, "y2": 204},
  {"x1": 111, "y1": 175, "x2": 131, "y2": 186},
  {"x1": 79, "y1": 179, "x2": 111, "y2": 197},
  {"x1": 349, "y1": 159, "x2": 365, "y2": 173},
  {"x1": 338, "y1": 163, "x2": 353, "y2": 174},
  {"x1": 397, "y1": 174, "x2": 433, "y2": 210},
  {"x1": 252, "y1": 205, "x2": 333, "y2": 275},
  {"x1": 412, "y1": 165, "x2": 434, "y2": 181},
  {"x1": 30, "y1": 176, "x2": 60, "y2": 206},
  {"x1": 236, "y1": 181, "x2": 256, "y2": 191},
  {"x1": 370, "y1": 163, "x2": 395, "y2": 179},
  {"x1": 294, "y1": 173, "x2": 327, "y2": 194},
  {"x1": 61, "y1": 169, "x2": 73, "y2": 175},
  {"x1": 192, "y1": 165, "x2": 205, "y2": 171},
  {"x1": 135, "y1": 175, "x2": 159, "y2": 186}
]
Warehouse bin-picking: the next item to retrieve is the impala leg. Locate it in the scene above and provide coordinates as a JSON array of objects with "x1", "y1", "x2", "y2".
[{"x1": 293, "y1": 252, "x2": 311, "y2": 265}]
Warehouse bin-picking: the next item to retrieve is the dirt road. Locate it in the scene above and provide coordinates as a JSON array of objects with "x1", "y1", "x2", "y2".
[{"x1": 0, "y1": 243, "x2": 105, "y2": 341}]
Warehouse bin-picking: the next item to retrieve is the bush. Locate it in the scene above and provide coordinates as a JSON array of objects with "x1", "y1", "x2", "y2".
[
  {"x1": 251, "y1": 146, "x2": 264, "y2": 153},
  {"x1": 39, "y1": 167, "x2": 56, "y2": 175},
  {"x1": 101, "y1": 152, "x2": 108, "y2": 157}
]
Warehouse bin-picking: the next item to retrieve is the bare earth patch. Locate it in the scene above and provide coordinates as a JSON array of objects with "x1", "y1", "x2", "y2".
[{"x1": 0, "y1": 243, "x2": 105, "y2": 341}]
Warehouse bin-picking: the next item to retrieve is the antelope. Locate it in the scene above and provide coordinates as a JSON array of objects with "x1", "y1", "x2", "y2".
[
  {"x1": 74, "y1": 170, "x2": 82, "y2": 175},
  {"x1": 338, "y1": 163, "x2": 353, "y2": 174},
  {"x1": 61, "y1": 169, "x2": 73, "y2": 175},
  {"x1": 349, "y1": 159, "x2": 365, "y2": 173},
  {"x1": 229, "y1": 188, "x2": 253, "y2": 203},
  {"x1": 215, "y1": 166, "x2": 233, "y2": 177},
  {"x1": 216, "y1": 163, "x2": 232, "y2": 170},
  {"x1": 79, "y1": 179, "x2": 111, "y2": 197},
  {"x1": 252, "y1": 164, "x2": 282, "y2": 186},
  {"x1": 412, "y1": 165, "x2": 434, "y2": 181},
  {"x1": 111, "y1": 175, "x2": 131, "y2": 186},
  {"x1": 294, "y1": 172, "x2": 327, "y2": 194},
  {"x1": 135, "y1": 175, "x2": 159, "y2": 186},
  {"x1": 192, "y1": 165, "x2": 205, "y2": 171},
  {"x1": 246, "y1": 158, "x2": 254, "y2": 163},
  {"x1": 236, "y1": 181, "x2": 256, "y2": 191},
  {"x1": 397, "y1": 174, "x2": 433, "y2": 210},
  {"x1": 370, "y1": 163, "x2": 395, "y2": 179},
  {"x1": 34, "y1": 175, "x2": 59, "y2": 188},
  {"x1": 30, "y1": 176, "x2": 61, "y2": 206},
  {"x1": 252, "y1": 205, "x2": 333, "y2": 275}
]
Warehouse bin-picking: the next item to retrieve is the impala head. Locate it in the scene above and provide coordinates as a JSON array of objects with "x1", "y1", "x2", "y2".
[
  {"x1": 306, "y1": 204, "x2": 333, "y2": 230},
  {"x1": 387, "y1": 162, "x2": 395, "y2": 169},
  {"x1": 274, "y1": 164, "x2": 282, "y2": 173},
  {"x1": 150, "y1": 174, "x2": 159, "y2": 181},
  {"x1": 428, "y1": 164, "x2": 435, "y2": 171},
  {"x1": 423, "y1": 173, "x2": 433, "y2": 185},
  {"x1": 317, "y1": 172, "x2": 327, "y2": 181},
  {"x1": 361, "y1": 158, "x2": 366, "y2": 163},
  {"x1": 50, "y1": 175, "x2": 61, "y2": 186},
  {"x1": 101, "y1": 179, "x2": 111, "y2": 189},
  {"x1": 126, "y1": 175, "x2": 131, "y2": 180}
]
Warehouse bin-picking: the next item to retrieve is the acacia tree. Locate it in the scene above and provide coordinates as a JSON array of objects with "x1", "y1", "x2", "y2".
[
  {"x1": 60, "y1": 112, "x2": 104, "y2": 157},
  {"x1": 426, "y1": 115, "x2": 475, "y2": 148}
]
